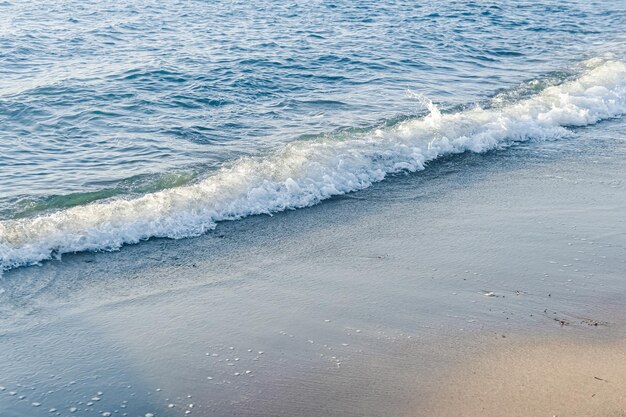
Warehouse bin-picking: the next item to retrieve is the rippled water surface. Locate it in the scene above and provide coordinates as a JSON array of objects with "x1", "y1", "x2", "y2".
[
  {"x1": 2, "y1": 0, "x2": 624, "y2": 199},
  {"x1": 1, "y1": 0, "x2": 625, "y2": 269}
]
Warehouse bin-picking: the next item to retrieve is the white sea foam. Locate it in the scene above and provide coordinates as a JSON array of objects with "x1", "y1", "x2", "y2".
[{"x1": 1, "y1": 59, "x2": 625, "y2": 271}]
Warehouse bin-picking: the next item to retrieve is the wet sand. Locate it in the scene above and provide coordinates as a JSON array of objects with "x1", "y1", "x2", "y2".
[
  {"x1": 427, "y1": 336, "x2": 626, "y2": 417},
  {"x1": 0, "y1": 119, "x2": 624, "y2": 416}
]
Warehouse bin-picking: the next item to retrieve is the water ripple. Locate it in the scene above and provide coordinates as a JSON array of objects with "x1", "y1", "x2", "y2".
[{"x1": 0, "y1": 0, "x2": 625, "y2": 211}]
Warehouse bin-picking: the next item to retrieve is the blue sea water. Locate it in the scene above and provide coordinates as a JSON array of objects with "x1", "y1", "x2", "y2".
[{"x1": 1, "y1": 0, "x2": 625, "y2": 269}]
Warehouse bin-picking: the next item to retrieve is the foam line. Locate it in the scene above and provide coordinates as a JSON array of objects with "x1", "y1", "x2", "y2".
[{"x1": 1, "y1": 59, "x2": 625, "y2": 271}]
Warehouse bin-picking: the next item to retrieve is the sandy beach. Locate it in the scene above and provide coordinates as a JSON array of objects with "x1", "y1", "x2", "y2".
[
  {"x1": 1, "y1": 117, "x2": 625, "y2": 416},
  {"x1": 428, "y1": 337, "x2": 626, "y2": 417}
]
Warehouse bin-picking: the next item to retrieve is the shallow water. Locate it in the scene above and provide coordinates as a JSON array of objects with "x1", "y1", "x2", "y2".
[{"x1": 1, "y1": 0, "x2": 626, "y2": 269}]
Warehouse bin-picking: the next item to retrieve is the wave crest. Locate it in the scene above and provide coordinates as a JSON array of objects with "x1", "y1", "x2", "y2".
[{"x1": 1, "y1": 59, "x2": 625, "y2": 271}]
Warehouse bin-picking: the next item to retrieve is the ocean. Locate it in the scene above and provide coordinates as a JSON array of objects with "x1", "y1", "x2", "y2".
[{"x1": 1, "y1": 0, "x2": 625, "y2": 268}]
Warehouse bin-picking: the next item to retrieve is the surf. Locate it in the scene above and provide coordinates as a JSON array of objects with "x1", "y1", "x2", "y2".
[{"x1": 1, "y1": 58, "x2": 625, "y2": 271}]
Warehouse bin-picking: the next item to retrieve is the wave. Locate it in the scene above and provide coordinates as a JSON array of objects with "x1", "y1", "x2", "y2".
[{"x1": 1, "y1": 58, "x2": 625, "y2": 271}]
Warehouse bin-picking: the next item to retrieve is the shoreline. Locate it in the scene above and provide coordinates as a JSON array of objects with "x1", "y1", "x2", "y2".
[{"x1": 0, "y1": 118, "x2": 625, "y2": 416}]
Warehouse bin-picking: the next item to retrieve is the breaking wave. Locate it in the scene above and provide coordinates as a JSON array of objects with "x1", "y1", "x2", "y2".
[{"x1": 1, "y1": 58, "x2": 625, "y2": 271}]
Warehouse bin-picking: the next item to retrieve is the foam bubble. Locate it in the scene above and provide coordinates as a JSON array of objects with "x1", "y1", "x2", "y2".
[{"x1": 1, "y1": 59, "x2": 625, "y2": 271}]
